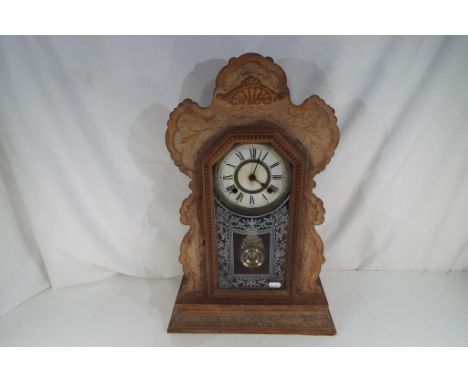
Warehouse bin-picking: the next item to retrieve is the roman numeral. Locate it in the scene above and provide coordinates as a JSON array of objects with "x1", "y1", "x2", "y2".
[
  {"x1": 262, "y1": 193, "x2": 268, "y2": 202},
  {"x1": 249, "y1": 147, "x2": 257, "y2": 159},
  {"x1": 226, "y1": 185, "x2": 236, "y2": 193},
  {"x1": 236, "y1": 192, "x2": 244, "y2": 202},
  {"x1": 269, "y1": 185, "x2": 279, "y2": 193},
  {"x1": 222, "y1": 175, "x2": 233, "y2": 180},
  {"x1": 235, "y1": 151, "x2": 245, "y2": 161},
  {"x1": 270, "y1": 161, "x2": 280, "y2": 169},
  {"x1": 272, "y1": 174, "x2": 283, "y2": 179},
  {"x1": 262, "y1": 151, "x2": 269, "y2": 161},
  {"x1": 225, "y1": 163, "x2": 235, "y2": 168},
  {"x1": 249, "y1": 195, "x2": 255, "y2": 205}
]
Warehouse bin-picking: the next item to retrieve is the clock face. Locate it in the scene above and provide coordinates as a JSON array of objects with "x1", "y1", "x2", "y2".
[{"x1": 215, "y1": 143, "x2": 291, "y2": 215}]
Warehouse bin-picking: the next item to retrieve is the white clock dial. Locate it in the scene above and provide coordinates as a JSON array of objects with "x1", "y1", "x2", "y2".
[{"x1": 215, "y1": 143, "x2": 290, "y2": 215}]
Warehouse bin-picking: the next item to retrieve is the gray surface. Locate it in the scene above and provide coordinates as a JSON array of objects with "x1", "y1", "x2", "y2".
[{"x1": 1, "y1": 271, "x2": 467, "y2": 346}]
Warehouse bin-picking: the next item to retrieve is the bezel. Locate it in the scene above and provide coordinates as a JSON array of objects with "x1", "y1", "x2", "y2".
[{"x1": 214, "y1": 142, "x2": 292, "y2": 216}]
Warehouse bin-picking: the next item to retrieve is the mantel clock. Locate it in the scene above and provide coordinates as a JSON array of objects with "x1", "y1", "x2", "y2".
[{"x1": 166, "y1": 53, "x2": 339, "y2": 334}]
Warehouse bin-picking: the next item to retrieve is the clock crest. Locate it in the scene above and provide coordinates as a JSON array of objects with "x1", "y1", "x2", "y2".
[{"x1": 166, "y1": 53, "x2": 339, "y2": 334}]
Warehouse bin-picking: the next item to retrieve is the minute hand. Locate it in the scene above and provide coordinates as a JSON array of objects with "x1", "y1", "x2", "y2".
[{"x1": 252, "y1": 159, "x2": 260, "y2": 176}]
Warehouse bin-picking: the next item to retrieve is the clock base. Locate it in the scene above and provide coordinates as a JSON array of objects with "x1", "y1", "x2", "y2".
[{"x1": 167, "y1": 277, "x2": 336, "y2": 335}]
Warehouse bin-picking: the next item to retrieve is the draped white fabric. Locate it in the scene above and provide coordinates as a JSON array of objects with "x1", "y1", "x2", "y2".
[{"x1": 1, "y1": 36, "x2": 467, "y2": 315}]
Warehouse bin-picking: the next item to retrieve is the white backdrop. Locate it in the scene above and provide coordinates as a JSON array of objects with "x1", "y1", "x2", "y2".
[{"x1": 1, "y1": 36, "x2": 467, "y2": 315}]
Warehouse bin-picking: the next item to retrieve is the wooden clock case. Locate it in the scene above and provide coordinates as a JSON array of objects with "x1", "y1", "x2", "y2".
[{"x1": 166, "y1": 53, "x2": 339, "y2": 335}]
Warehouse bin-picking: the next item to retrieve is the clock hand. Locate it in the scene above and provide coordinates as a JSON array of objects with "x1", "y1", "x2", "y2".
[
  {"x1": 252, "y1": 177, "x2": 268, "y2": 189},
  {"x1": 252, "y1": 178, "x2": 279, "y2": 193},
  {"x1": 252, "y1": 159, "x2": 260, "y2": 176}
]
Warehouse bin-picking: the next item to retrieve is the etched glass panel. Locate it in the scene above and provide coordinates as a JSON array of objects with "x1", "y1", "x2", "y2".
[{"x1": 215, "y1": 200, "x2": 289, "y2": 289}]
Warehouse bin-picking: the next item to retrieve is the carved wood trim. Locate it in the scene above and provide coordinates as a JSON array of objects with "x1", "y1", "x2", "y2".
[
  {"x1": 166, "y1": 53, "x2": 339, "y2": 296},
  {"x1": 168, "y1": 276, "x2": 336, "y2": 335}
]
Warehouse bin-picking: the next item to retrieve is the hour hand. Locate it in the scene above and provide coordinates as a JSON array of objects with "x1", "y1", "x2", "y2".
[{"x1": 253, "y1": 178, "x2": 267, "y2": 188}]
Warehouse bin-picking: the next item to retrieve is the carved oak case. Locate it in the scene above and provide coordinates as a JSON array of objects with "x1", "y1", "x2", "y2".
[{"x1": 166, "y1": 53, "x2": 339, "y2": 335}]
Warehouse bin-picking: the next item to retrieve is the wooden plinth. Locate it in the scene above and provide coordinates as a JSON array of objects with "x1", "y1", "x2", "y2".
[{"x1": 168, "y1": 277, "x2": 336, "y2": 335}]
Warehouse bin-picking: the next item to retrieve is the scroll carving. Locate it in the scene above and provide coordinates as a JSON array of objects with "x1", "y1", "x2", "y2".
[{"x1": 166, "y1": 53, "x2": 339, "y2": 296}]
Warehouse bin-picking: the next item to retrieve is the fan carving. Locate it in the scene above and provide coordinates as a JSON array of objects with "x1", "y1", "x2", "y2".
[{"x1": 217, "y1": 76, "x2": 286, "y2": 105}]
